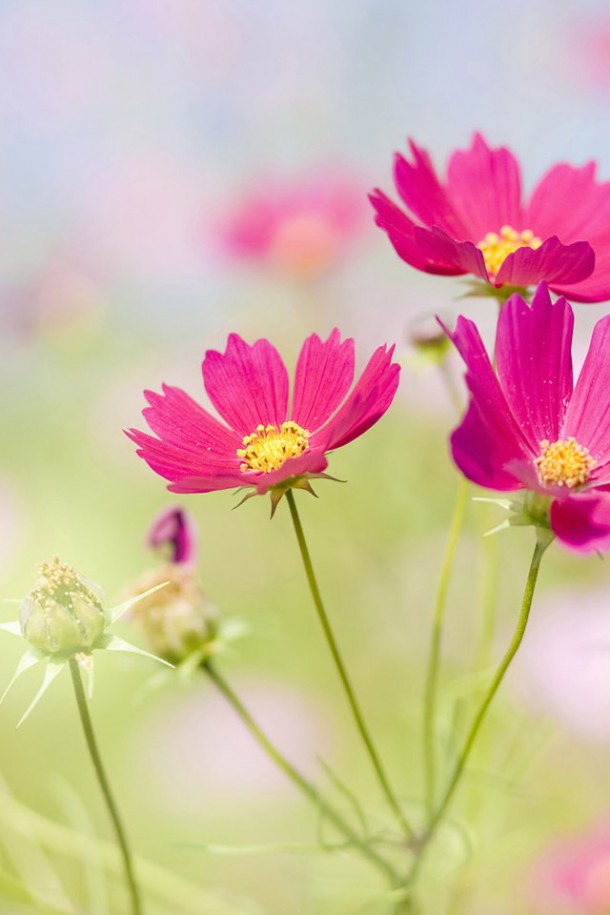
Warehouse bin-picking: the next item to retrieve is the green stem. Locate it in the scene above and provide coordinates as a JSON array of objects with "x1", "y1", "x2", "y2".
[
  {"x1": 422, "y1": 477, "x2": 469, "y2": 816},
  {"x1": 69, "y1": 658, "x2": 142, "y2": 915},
  {"x1": 416, "y1": 530, "x2": 551, "y2": 870},
  {"x1": 285, "y1": 489, "x2": 414, "y2": 843},
  {"x1": 202, "y1": 660, "x2": 401, "y2": 885}
]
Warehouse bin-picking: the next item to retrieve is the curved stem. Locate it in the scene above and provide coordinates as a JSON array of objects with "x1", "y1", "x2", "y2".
[
  {"x1": 69, "y1": 658, "x2": 142, "y2": 915},
  {"x1": 285, "y1": 489, "x2": 414, "y2": 843},
  {"x1": 422, "y1": 477, "x2": 469, "y2": 816},
  {"x1": 416, "y1": 530, "x2": 551, "y2": 869},
  {"x1": 202, "y1": 660, "x2": 401, "y2": 885}
]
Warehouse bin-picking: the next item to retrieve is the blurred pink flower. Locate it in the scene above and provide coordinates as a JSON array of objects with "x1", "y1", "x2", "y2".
[
  {"x1": 371, "y1": 133, "x2": 610, "y2": 303},
  {"x1": 127, "y1": 329, "x2": 399, "y2": 503},
  {"x1": 219, "y1": 168, "x2": 365, "y2": 279},
  {"x1": 535, "y1": 823, "x2": 610, "y2": 913},
  {"x1": 444, "y1": 284, "x2": 610, "y2": 552}
]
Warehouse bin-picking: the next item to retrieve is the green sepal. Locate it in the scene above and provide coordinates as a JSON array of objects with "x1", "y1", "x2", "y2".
[
  {"x1": 97, "y1": 634, "x2": 174, "y2": 667},
  {"x1": 17, "y1": 658, "x2": 67, "y2": 728},
  {"x1": 0, "y1": 648, "x2": 44, "y2": 705},
  {"x1": 105, "y1": 581, "x2": 170, "y2": 625},
  {"x1": 458, "y1": 280, "x2": 531, "y2": 304}
]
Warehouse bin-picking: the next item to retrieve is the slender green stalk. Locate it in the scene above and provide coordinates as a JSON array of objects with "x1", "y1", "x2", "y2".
[
  {"x1": 285, "y1": 489, "x2": 414, "y2": 843},
  {"x1": 422, "y1": 477, "x2": 469, "y2": 816},
  {"x1": 69, "y1": 658, "x2": 142, "y2": 915},
  {"x1": 203, "y1": 659, "x2": 402, "y2": 884},
  {"x1": 416, "y1": 531, "x2": 551, "y2": 865}
]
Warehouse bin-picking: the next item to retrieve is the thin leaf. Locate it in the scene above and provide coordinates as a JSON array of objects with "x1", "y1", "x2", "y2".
[
  {"x1": 176, "y1": 840, "x2": 351, "y2": 855},
  {"x1": 52, "y1": 777, "x2": 110, "y2": 915},
  {"x1": 0, "y1": 867, "x2": 74, "y2": 914},
  {"x1": 1, "y1": 648, "x2": 44, "y2": 705},
  {"x1": 17, "y1": 658, "x2": 66, "y2": 728}
]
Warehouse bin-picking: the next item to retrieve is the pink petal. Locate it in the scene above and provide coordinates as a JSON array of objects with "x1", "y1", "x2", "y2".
[
  {"x1": 564, "y1": 314, "x2": 610, "y2": 459},
  {"x1": 126, "y1": 428, "x2": 239, "y2": 480},
  {"x1": 203, "y1": 334, "x2": 289, "y2": 437},
  {"x1": 291, "y1": 329, "x2": 355, "y2": 432},
  {"x1": 168, "y1": 473, "x2": 246, "y2": 494},
  {"x1": 495, "y1": 237, "x2": 594, "y2": 289},
  {"x1": 445, "y1": 133, "x2": 523, "y2": 240},
  {"x1": 450, "y1": 402, "x2": 527, "y2": 491},
  {"x1": 443, "y1": 314, "x2": 533, "y2": 488},
  {"x1": 370, "y1": 191, "x2": 485, "y2": 276},
  {"x1": 526, "y1": 162, "x2": 610, "y2": 242},
  {"x1": 251, "y1": 449, "x2": 329, "y2": 493},
  {"x1": 170, "y1": 449, "x2": 329, "y2": 496},
  {"x1": 393, "y1": 141, "x2": 468, "y2": 238},
  {"x1": 552, "y1": 244, "x2": 610, "y2": 302},
  {"x1": 494, "y1": 286, "x2": 574, "y2": 448},
  {"x1": 142, "y1": 384, "x2": 240, "y2": 455},
  {"x1": 550, "y1": 492, "x2": 610, "y2": 552},
  {"x1": 317, "y1": 345, "x2": 400, "y2": 451}
]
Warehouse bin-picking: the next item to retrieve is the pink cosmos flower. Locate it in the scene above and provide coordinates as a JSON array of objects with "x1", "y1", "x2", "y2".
[
  {"x1": 444, "y1": 283, "x2": 610, "y2": 552},
  {"x1": 371, "y1": 133, "x2": 610, "y2": 303},
  {"x1": 219, "y1": 169, "x2": 364, "y2": 279},
  {"x1": 126, "y1": 329, "x2": 399, "y2": 507}
]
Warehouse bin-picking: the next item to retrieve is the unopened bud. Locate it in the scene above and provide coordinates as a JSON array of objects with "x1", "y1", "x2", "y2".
[
  {"x1": 407, "y1": 312, "x2": 451, "y2": 362},
  {"x1": 127, "y1": 565, "x2": 217, "y2": 664},
  {"x1": 20, "y1": 557, "x2": 106, "y2": 656}
]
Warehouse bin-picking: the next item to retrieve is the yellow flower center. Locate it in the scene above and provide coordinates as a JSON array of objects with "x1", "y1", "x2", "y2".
[
  {"x1": 477, "y1": 225, "x2": 542, "y2": 280},
  {"x1": 237, "y1": 421, "x2": 310, "y2": 473},
  {"x1": 534, "y1": 437, "x2": 596, "y2": 489}
]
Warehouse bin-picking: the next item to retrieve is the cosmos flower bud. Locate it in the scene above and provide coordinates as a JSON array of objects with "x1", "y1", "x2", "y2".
[
  {"x1": 126, "y1": 564, "x2": 218, "y2": 664},
  {"x1": 407, "y1": 313, "x2": 451, "y2": 363},
  {"x1": 19, "y1": 557, "x2": 106, "y2": 656}
]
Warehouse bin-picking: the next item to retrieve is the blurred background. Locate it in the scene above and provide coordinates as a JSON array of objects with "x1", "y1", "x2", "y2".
[{"x1": 3, "y1": 0, "x2": 610, "y2": 912}]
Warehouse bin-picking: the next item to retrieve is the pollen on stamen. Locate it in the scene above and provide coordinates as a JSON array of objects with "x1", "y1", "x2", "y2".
[
  {"x1": 535, "y1": 437, "x2": 596, "y2": 489},
  {"x1": 237, "y1": 421, "x2": 310, "y2": 473},
  {"x1": 477, "y1": 225, "x2": 542, "y2": 280}
]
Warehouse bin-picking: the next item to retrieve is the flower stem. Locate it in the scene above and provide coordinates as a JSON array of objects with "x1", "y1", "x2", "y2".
[
  {"x1": 202, "y1": 659, "x2": 402, "y2": 885},
  {"x1": 422, "y1": 477, "x2": 469, "y2": 816},
  {"x1": 285, "y1": 489, "x2": 414, "y2": 843},
  {"x1": 69, "y1": 658, "x2": 142, "y2": 915},
  {"x1": 415, "y1": 530, "x2": 551, "y2": 870}
]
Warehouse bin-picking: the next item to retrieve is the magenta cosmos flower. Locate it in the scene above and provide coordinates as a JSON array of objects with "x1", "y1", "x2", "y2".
[
  {"x1": 444, "y1": 283, "x2": 610, "y2": 552},
  {"x1": 127, "y1": 330, "x2": 399, "y2": 508},
  {"x1": 371, "y1": 133, "x2": 610, "y2": 303}
]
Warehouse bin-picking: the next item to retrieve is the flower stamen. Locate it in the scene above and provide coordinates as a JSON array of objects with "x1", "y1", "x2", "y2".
[
  {"x1": 477, "y1": 225, "x2": 542, "y2": 280},
  {"x1": 237, "y1": 421, "x2": 310, "y2": 473},
  {"x1": 535, "y1": 437, "x2": 596, "y2": 489}
]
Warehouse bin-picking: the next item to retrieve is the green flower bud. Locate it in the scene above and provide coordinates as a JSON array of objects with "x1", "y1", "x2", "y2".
[
  {"x1": 127, "y1": 564, "x2": 218, "y2": 664},
  {"x1": 20, "y1": 557, "x2": 106, "y2": 656},
  {"x1": 407, "y1": 312, "x2": 451, "y2": 363}
]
